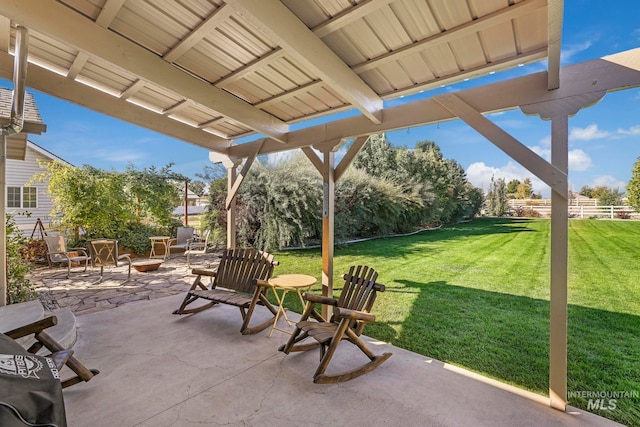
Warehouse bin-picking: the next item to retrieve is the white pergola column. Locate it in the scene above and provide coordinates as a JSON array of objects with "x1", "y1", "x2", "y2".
[
  {"x1": 521, "y1": 91, "x2": 604, "y2": 410},
  {"x1": 226, "y1": 165, "x2": 237, "y2": 249},
  {"x1": 320, "y1": 149, "x2": 335, "y2": 319},
  {"x1": 1, "y1": 136, "x2": 6, "y2": 306},
  {"x1": 436, "y1": 90, "x2": 605, "y2": 411},
  {"x1": 303, "y1": 136, "x2": 369, "y2": 318},
  {"x1": 548, "y1": 114, "x2": 569, "y2": 410}
]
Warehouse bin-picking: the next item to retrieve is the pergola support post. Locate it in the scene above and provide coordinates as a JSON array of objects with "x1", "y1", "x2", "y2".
[
  {"x1": 226, "y1": 165, "x2": 237, "y2": 249},
  {"x1": 303, "y1": 137, "x2": 370, "y2": 319},
  {"x1": 1, "y1": 136, "x2": 6, "y2": 306},
  {"x1": 320, "y1": 149, "x2": 335, "y2": 320},
  {"x1": 436, "y1": 90, "x2": 607, "y2": 411},
  {"x1": 548, "y1": 114, "x2": 568, "y2": 411}
]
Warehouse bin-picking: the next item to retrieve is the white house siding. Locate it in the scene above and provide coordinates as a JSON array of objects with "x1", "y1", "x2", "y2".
[{"x1": 6, "y1": 142, "x2": 62, "y2": 237}]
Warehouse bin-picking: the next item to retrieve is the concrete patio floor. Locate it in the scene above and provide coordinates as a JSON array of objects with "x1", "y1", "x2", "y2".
[{"x1": 24, "y1": 256, "x2": 622, "y2": 426}]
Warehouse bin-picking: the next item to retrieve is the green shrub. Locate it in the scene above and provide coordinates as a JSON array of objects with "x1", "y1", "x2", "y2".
[
  {"x1": 116, "y1": 222, "x2": 166, "y2": 255},
  {"x1": 5, "y1": 214, "x2": 36, "y2": 304}
]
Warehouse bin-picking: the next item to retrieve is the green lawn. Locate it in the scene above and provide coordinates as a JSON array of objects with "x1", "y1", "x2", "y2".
[{"x1": 272, "y1": 217, "x2": 640, "y2": 426}]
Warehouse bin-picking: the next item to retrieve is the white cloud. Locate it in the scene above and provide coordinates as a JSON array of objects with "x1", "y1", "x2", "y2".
[
  {"x1": 529, "y1": 145, "x2": 592, "y2": 171},
  {"x1": 265, "y1": 150, "x2": 295, "y2": 166},
  {"x1": 538, "y1": 135, "x2": 551, "y2": 147},
  {"x1": 616, "y1": 125, "x2": 640, "y2": 135},
  {"x1": 569, "y1": 124, "x2": 610, "y2": 141},
  {"x1": 466, "y1": 161, "x2": 547, "y2": 195},
  {"x1": 530, "y1": 145, "x2": 551, "y2": 161},
  {"x1": 561, "y1": 40, "x2": 593, "y2": 64},
  {"x1": 568, "y1": 149, "x2": 593, "y2": 171},
  {"x1": 97, "y1": 149, "x2": 144, "y2": 163},
  {"x1": 590, "y1": 175, "x2": 627, "y2": 191}
]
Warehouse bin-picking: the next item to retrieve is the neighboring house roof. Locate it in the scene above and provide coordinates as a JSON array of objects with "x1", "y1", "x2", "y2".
[
  {"x1": 1, "y1": 87, "x2": 48, "y2": 160},
  {"x1": 26, "y1": 139, "x2": 73, "y2": 166},
  {"x1": 173, "y1": 205, "x2": 206, "y2": 216},
  {"x1": 0, "y1": 87, "x2": 46, "y2": 133}
]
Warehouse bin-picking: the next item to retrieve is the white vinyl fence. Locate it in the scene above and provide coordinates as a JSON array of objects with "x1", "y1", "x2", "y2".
[{"x1": 508, "y1": 200, "x2": 638, "y2": 219}]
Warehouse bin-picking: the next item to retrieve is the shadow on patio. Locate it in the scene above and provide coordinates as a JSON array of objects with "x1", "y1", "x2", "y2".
[{"x1": 31, "y1": 261, "x2": 621, "y2": 426}]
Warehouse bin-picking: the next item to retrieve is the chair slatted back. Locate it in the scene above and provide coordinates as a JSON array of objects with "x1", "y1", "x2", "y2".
[
  {"x1": 333, "y1": 265, "x2": 384, "y2": 325},
  {"x1": 90, "y1": 239, "x2": 118, "y2": 267},
  {"x1": 214, "y1": 248, "x2": 277, "y2": 294}
]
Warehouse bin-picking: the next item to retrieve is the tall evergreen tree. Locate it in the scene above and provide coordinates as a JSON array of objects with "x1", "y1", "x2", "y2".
[{"x1": 626, "y1": 156, "x2": 640, "y2": 210}]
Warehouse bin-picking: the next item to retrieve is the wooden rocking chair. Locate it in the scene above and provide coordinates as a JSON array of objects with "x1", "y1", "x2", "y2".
[
  {"x1": 279, "y1": 265, "x2": 392, "y2": 384},
  {"x1": 173, "y1": 248, "x2": 280, "y2": 335}
]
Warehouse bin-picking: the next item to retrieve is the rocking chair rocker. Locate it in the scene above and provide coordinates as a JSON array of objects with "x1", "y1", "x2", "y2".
[{"x1": 279, "y1": 265, "x2": 392, "y2": 384}]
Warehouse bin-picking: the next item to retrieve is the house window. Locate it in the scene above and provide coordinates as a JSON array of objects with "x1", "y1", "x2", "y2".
[
  {"x1": 23, "y1": 187, "x2": 37, "y2": 208},
  {"x1": 6, "y1": 186, "x2": 37, "y2": 208}
]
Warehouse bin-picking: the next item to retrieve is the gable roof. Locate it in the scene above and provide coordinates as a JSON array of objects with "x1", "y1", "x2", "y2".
[
  {"x1": 26, "y1": 139, "x2": 72, "y2": 166},
  {"x1": 0, "y1": 87, "x2": 46, "y2": 134}
]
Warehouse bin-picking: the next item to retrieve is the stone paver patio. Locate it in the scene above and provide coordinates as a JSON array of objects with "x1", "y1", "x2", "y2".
[{"x1": 27, "y1": 253, "x2": 220, "y2": 315}]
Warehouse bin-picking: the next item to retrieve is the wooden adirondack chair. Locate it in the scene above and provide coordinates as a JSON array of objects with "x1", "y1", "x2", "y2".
[
  {"x1": 173, "y1": 248, "x2": 279, "y2": 335},
  {"x1": 279, "y1": 265, "x2": 392, "y2": 384}
]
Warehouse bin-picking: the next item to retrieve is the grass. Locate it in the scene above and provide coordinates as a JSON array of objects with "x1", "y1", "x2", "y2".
[{"x1": 271, "y1": 217, "x2": 640, "y2": 426}]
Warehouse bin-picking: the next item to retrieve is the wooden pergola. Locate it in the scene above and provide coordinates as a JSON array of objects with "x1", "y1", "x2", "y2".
[{"x1": 1, "y1": 0, "x2": 639, "y2": 412}]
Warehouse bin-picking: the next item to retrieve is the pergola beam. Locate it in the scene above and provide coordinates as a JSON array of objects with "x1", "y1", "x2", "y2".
[
  {"x1": 229, "y1": 47, "x2": 640, "y2": 159},
  {"x1": 0, "y1": 52, "x2": 229, "y2": 150},
  {"x1": 433, "y1": 93, "x2": 567, "y2": 198},
  {"x1": 546, "y1": 0, "x2": 564, "y2": 90},
  {"x1": 226, "y1": 0, "x2": 383, "y2": 124},
  {"x1": 352, "y1": 0, "x2": 547, "y2": 73},
  {"x1": 163, "y1": 5, "x2": 233, "y2": 63},
  {"x1": 0, "y1": 0, "x2": 290, "y2": 143},
  {"x1": 225, "y1": 139, "x2": 265, "y2": 210}
]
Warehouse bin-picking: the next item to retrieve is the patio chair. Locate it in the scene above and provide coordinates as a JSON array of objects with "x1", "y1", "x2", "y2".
[
  {"x1": 2, "y1": 315, "x2": 99, "y2": 389},
  {"x1": 43, "y1": 235, "x2": 90, "y2": 279},
  {"x1": 279, "y1": 265, "x2": 392, "y2": 384},
  {"x1": 184, "y1": 229, "x2": 211, "y2": 267},
  {"x1": 167, "y1": 226, "x2": 194, "y2": 257},
  {"x1": 89, "y1": 239, "x2": 131, "y2": 282},
  {"x1": 173, "y1": 248, "x2": 280, "y2": 335}
]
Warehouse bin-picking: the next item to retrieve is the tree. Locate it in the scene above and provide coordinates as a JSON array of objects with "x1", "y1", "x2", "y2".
[
  {"x1": 196, "y1": 163, "x2": 226, "y2": 181},
  {"x1": 33, "y1": 161, "x2": 131, "y2": 238},
  {"x1": 124, "y1": 164, "x2": 185, "y2": 227},
  {"x1": 579, "y1": 185, "x2": 594, "y2": 198},
  {"x1": 33, "y1": 161, "x2": 184, "y2": 240},
  {"x1": 515, "y1": 178, "x2": 534, "y2": 199},
  {"x1": 352, "y1": 133, "x2": 396, "y2": 178},
  {"x1": 189, "y1": 180, "x2": 206, "y2": 197},
  {"x1": 626, "y1": 156, "x2": 640, "y2": 210},
  {"x1": 506, "y1": 179, "x2": 520, "y2": 196},
  {"x1": 486, "y1": 176, "x2": 508, "y2": 216},
  {"x1": 591, "y1": 186, "x2": 624, "y2": 206}
]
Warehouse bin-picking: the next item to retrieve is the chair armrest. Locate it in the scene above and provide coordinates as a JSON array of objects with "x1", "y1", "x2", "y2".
[
  {"x1": 3, "y1": 316, "x2": 58, "y2": 339},
  {"x1": 187, "y1": 242, "x2": 206, "y2": 251},
  {"x1": 334, "y1": 307, "x2": 375, "y2": 323},
  {"x1": 68, "y1": 247, "x2": 89, "y2": 257},
  {"x1": 255, "y1": 279, "x2": 271, "y2": 288},
  {"x1": 167, "y1": 238, "x2": 177, "y2": 246},
  {"x1": 118, "y1": 254, "x2": 131, "y2": 263},
  {"x1": 303, "y1": 293, "x2": 338, "y2": 306},
  {"x1": 191, "y1": 268, "x2": 217, "y2": 277},
  {"x1": 48, "y1": 250, "x2": 69, "y2": 258}
]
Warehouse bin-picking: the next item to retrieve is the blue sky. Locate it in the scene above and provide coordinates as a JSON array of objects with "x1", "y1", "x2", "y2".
[{"x1": 8, "y1": 1, "x2": 640, "y2": 197}]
